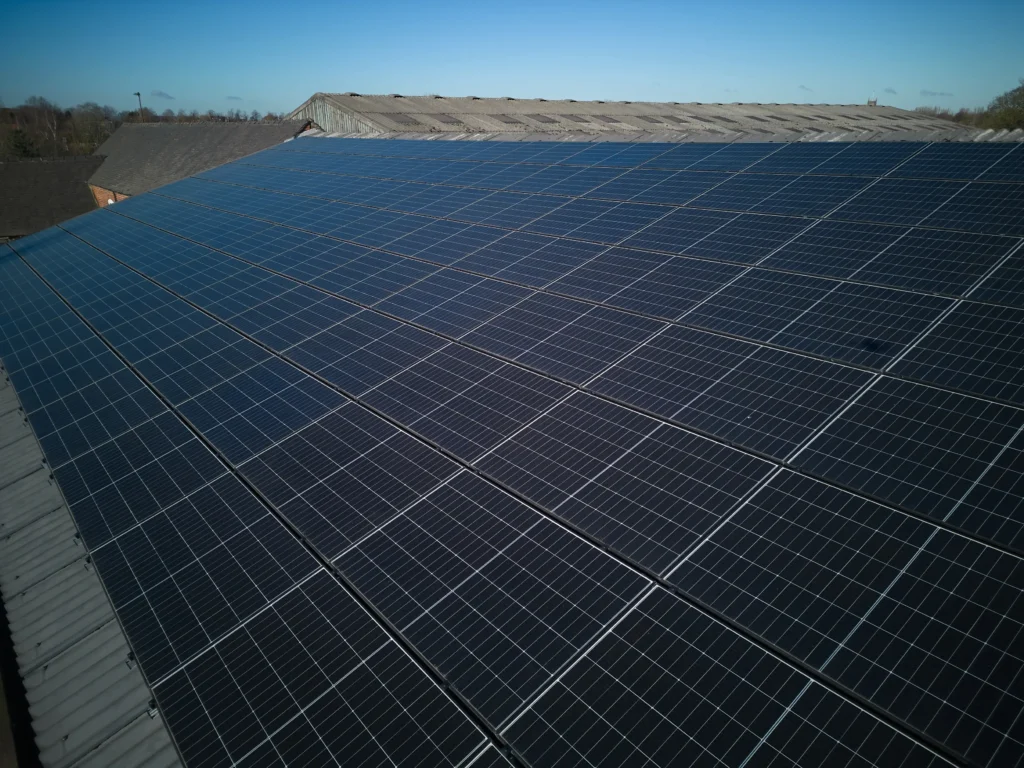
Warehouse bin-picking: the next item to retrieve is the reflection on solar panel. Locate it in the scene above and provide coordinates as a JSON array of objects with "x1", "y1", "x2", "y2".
[{"x1": 2, "y1": 137, "x2": 1024, "y2": 768}]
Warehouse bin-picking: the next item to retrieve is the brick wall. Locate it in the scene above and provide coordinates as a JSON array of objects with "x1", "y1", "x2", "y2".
[{"x1": 89, "y1": 185, "x2": 130, "y2": 208}]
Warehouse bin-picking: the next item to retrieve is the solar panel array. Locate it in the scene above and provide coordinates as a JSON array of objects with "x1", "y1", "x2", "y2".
[{"x1": 2, "y1": 137, "x2": 1024, "y2": 768}]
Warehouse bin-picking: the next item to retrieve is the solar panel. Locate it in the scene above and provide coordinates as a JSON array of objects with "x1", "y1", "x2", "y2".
[{"x1": 3, "y1": 137, "x2": 1024, "y2": 768}]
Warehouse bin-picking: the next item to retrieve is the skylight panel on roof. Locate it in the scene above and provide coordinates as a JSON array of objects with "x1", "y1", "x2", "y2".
[{"x1": 383, "y1": 112, "x2": 420, "y2": 125}]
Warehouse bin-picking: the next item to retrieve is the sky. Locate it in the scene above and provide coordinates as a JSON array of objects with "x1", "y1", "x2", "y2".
[{"x1": 2, "y1": 0, "x2": 1021, "y2": 115}]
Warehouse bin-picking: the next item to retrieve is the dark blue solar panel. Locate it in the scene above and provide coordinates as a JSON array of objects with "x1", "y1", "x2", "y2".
[
  {"x1": 5, "y1": 137, "x2": 1024, "y2": 768},
  {"x1": 890, "y1": 142, "x2": 1016, "y2": 181}
]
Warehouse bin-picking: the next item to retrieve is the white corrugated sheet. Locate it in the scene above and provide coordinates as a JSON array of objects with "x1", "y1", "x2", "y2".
[{"x1": 0, "y1": 374, "x2": 180, "y2": 768}]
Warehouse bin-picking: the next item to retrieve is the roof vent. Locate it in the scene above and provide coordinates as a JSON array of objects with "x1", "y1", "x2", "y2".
[
  {"x1": 538, "y1": 98, "x2": 547, "y2": 102},
  {"x1": 343, "y1": 92, "x2": 361, "y2": 97},
  {"x1": 622, "y1": 101, "x2": 632, "y2": 104},
  {"x1": 567, "y1": 99, "x2": 577, "y2": 103},
  {"x1": 388, "y1": 93, "x2": 403, "y2": 98},
  {"x1": 596, "y1": 100, "x2": 605, "y2": 104},
  {"x1": 502, "y1": 97, "x2": 515, "y2": 101},
  {"x1": 430, "y1": 94, "x2": 444, "y2": 99},
  {"x1": 468, "y1": 96, "x2": 480, "y2": 100}
]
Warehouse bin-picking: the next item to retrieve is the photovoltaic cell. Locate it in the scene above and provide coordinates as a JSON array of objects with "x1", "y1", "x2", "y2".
[
  {"x1": 92, "y1": 473, "x2": 318, "y2": 680},
  {"x1": 505, "y1": 588, "x2": 946, "y2": 768},
  {"x1": 671, "y1": 469, "x2": 1024, "y2": 765},
  {"x1": 688, "y1": 173, "x2": 801, "y2": 211},
  {"x1": 767, "y1": 281, "x2": 953, "y2": 368},
  {"x1": 685, "y1": 143, "x2": 781, "y2": 171},
  {"x1": 751, "y1": 174, "x2": 874, "y2": 217},
  {"x1": 240, "y1": 403, "x2": 462, "y2": 560},
  {"x1": 829, "y1": 178, "x2": 966, "y2": 226},
  {"x1": 890, "y1": 142, "x2": 1015, "y2": 181},
  {"x1": 681, "y1": 269, "x2": 835, "y2": 341},
  {"x1": 681, "y1": 212, "x2": 810, "y2": 263},
  {"x1": 363, "y1": 344, "x2": 571, "y2": 461},
  {"x1": 891, "y1": 301, "x2": 1024, "y2": 404},
  {"x1": 968, "y1": 242, "x2": 1024, "y2": 308},
  {"x1": 794, "y1": 376, "x2": 1024, "y2": 546},
  {"x1": 592, "y1": 325, "x2": 872, "y2": 458},
  {"x1": 617, "y1": 207, "x2": 738, "y2": 253},
  {"x1": 156, "y1": 571, "x2": 485, "y2": 768},
  {"x1": 919, "y1": 182, "x2": 1024, "y2": 237},
  {"x1": 630, "y1": 171, "x2": 732, "y2": 205},
  {"x1": 809, "y1": 141, "x2": 925, "y2": 176},
  {"x1": 338, "y1": 471, "x2": 648, "y2": 724},
  {"x1": 743, "y1": 142, "x2": 852, "y2": 174},
  {"x1": 52, "y1": 411, "x2": 227, "y2": 548},
  {"x1": 758, "y1": 219, "x2": 907, "y2": 278},
  {"x1": 476, "y1": 392, "x2": 774, "y2": 573},
  {"x1": 978, "y1": 144, "x2": 1024, "y2": 182}
]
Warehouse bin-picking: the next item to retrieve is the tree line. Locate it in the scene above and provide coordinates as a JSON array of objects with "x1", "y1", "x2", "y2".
[
  {"x1": 2, "y1": 96, "x2": 287, "y2": 159},
  {"x1": 914, "y1": 79, "x2": 1024, "y2": 130}
]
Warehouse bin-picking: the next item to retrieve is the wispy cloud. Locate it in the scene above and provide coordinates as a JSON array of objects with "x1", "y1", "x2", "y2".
[
  {"x1": 884, "y1": 87, "x2": 897, "y2": 95},
  {"x1": 920, "y1": 89, "x2": 954, "y2": 97},
  {"x1": 798, "y1": 85, "x2": 813, "y2": 93},
  {"x1": 151, "y1": 90, "x2": 175, "y2": 100},
  {"x1": 226, "y1": 95, "x2": 243, "y2": 101}
]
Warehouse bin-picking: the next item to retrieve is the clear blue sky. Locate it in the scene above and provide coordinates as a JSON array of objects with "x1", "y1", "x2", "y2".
[{"x1": 2, "y1": 0, "x2": 1021, "y2": 115}]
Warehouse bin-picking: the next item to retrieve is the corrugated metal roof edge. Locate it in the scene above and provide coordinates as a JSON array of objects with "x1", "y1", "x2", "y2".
[
  {"x1": 0, "y1": 371, "x2": 181, "y2": 768},
  {"x1": 301, "y1": 127, "x2": 1023, "y2": 143},
  {"x1": 288, "y1": 92, "x2": 982, "y2": 134}
]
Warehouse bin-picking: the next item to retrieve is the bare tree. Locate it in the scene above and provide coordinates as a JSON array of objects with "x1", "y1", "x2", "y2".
[{"x1": 25, "y1": 96, "x2": 61, "y2": 153}]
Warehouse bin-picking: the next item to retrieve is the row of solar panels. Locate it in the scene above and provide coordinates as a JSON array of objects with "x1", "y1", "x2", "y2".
[
  {"x1": 269, "y1": 137, "x2": 1024, "y2": 181},
  {"x1": 2, "y1": 232, "x2": 956, "y2": 767},
  {"x1": 0, "y1": 215, "x2": 962, "y2": 768},
  {"x1": 147, "y1": 157, "x2": 1024, "y2": 405},
  {"x1": 0, "y1": 139, "x2": 1021, "y2": 767},
  {"x1": 24, "y1": 190, "x2": 1024, "y2": 552}
]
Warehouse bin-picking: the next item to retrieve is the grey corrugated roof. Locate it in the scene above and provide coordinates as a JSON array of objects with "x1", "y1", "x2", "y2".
[
  {"x1": 0, "y1": 372, "x2": 181, "y2": 768},
  {"x1": 0, "y1": 157, "x2": 104, "y2": 239},
  {"x1": 89, "y1": 122, "x2": 305, "y2": 196},
  {"x1": 289, "y1": 92, "x2": 981, "y2": 138},
  {"x1": 306, "y1": 126, "x2": 1023, "y2": 143}
]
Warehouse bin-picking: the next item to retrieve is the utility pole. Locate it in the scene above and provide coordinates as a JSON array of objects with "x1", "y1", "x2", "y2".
[{"x1": 133, "y1": 92, "x2": 143, "y2": 122}]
